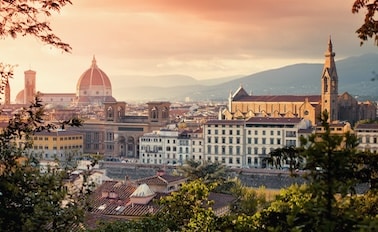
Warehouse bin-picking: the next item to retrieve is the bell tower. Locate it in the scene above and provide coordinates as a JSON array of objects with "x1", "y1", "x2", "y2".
[{"x1": 321, "y1": 37, "x2": 338, "y2": 122}]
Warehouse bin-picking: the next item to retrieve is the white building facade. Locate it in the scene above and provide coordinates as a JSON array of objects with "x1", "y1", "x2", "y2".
[{"x1": 138, "y1": 118, "x2": 312, "y2": 168}]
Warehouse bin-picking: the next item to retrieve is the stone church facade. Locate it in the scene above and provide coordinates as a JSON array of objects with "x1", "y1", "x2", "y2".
[{"x1": 222, "y1": 38, "x2": 376, "y2": 125}]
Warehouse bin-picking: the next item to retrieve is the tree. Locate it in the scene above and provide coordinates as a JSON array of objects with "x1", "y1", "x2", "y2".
[
  {"x1": 265, "y1": 146, "x2": 304, "y2": 174},
  {"x1": 352, "y1": 0, "x2": 378, "y2": 46},
  {"x1": 0, "y1": 97, "x2": 84, "y2": 231},
  {"x1": 229, "y1": 178, "x2": 268, "y2": 216},
  {"x1": 0, "y1": 0, "x2": 72, "y2": 52},
  {"x1": 178, "y1": 159, "x2": 238, "y2": 193},
  {"x1": 254, "y1": 112, "x2": 378, "y2": 231},
  {"x1": 153, "y1": 179, "x2": 217, "y2": 231}
]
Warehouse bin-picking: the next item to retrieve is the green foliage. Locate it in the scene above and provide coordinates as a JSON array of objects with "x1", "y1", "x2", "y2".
[
  {"x1": 153, "y1": 179, "x2": 217, "y2": 231},
  {"x1": 254, "y1": 184, "x2": 314, "y2": 231},
  {"x1": 0, "y1": 0, "x2": 72, "y2": 52},
  {"x1": 230, "y1": 179, "x2": 268, "y2": 215},
  {"x1": 352, "y1": 0, "x2": 378, "y2": 46},
  {"x1": 265, "y1": 146, "x2": 304, "y2": 174},
  {"x1": 179, "y1": 159, "x2": 228, "y2": 183},
  {"x1": 253, "y1": 112, "x2": 378, "y2": 231},
  {"x1": 0, "y1": 97, "x2": 84, "y2": 231},
  {"x1": 179, "y1": 159, "x2": 237, "y2": 193},
  {"x1": 89, "y1": 218, "x2": 168, "y2": 232}
]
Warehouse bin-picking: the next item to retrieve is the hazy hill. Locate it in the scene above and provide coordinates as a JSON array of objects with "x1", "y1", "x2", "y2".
[{"x1": 112, "y1": 53, "x2": 378, "y2": 102}]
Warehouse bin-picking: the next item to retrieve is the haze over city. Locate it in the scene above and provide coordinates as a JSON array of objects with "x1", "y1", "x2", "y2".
[{"x1": 1, "y1": 0, "x2": 377, "y2": 100}]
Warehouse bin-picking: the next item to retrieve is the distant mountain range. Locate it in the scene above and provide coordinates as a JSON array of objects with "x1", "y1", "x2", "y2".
[{"x1": 112, "y1": 53, "x2": 378, "y2": 102}]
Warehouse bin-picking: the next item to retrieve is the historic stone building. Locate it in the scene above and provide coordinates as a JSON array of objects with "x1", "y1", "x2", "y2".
[
  {"x1": 222, "y1": 38, "x2": 376, "y2": 125},
  {"x1": 69, "y1": 101, "x2": 171, "y2": 158},
  {"x1": 13, "y1": 56, "x2": 116, "y2": 107}
]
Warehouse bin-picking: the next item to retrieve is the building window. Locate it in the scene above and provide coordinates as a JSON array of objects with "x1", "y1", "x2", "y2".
[
  {"x1": 254, "y1": 138, "x2": 258, "y2": 144},
  {"x1": 229, "y1": 146, "x2": 233, "y2": 154}
]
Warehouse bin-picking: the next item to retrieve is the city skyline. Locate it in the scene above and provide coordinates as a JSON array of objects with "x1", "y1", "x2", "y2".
[{"x1": 1, "y1": 0, "x2": 377, "y2": 100}]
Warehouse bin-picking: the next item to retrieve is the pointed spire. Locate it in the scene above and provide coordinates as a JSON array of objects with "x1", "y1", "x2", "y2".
[
  {"x1": 327, "y1": 35, "x2": 333, "y2": 53},
  {"x1": 325, "y1": 35, "x2": 335, "y2": 58},
  {"x1": 91, "y1": 55, "x2": 97, "y2": 67}
]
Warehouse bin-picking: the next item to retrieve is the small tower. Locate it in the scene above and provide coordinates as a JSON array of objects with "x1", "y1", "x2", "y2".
[
  {"x1": 24, "y1": 70, "x2": 36, "y2": 104},
  {"x1": 321, "y1": 37, "x2": 339, "y2": 122},
  {"x1": 4, "y1": 78, "x2": 10, "y2": 105},
  {"x1": 147, "y1": 102, "x2": 170, "y2": 125}
]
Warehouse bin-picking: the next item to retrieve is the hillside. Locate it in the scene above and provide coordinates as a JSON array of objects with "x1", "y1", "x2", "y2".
[{"x1": 112, "y1": 53, "x2": 378, "y2": 102}]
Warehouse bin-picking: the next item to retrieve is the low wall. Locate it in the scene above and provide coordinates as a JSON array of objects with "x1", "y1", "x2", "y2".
[{"x1": 100, "y1": 162, "x2": 305, "y2": 189}]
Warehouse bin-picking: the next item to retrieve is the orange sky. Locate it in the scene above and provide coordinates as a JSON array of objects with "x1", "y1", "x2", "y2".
[{"x1": 1, "y1": 0, "x2": 377, "y2": 100}]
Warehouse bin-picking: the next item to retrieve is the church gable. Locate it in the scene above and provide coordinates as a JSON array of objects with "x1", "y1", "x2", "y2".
[
  {"x1": 231, "y1": 86, "x2": 249, "y2": 101},
  {"x1": 233, "y1": 110, "x2": 245, "y2": 119}
]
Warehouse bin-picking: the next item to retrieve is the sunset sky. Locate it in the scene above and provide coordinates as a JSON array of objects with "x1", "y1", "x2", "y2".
[{"x1": 1, "y1": 0, "x2": 377, "y2": 100}]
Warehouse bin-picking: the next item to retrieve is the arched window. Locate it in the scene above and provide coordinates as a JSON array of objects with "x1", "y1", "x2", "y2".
[{"x1": 107, "y1": 106, "x2": 113, "y2": 118}]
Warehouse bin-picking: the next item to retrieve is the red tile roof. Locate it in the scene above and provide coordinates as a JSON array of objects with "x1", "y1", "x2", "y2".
[
  {"x1": 88, "y1": 181, "x2": 163, "y2": 218},
  {"x1": 135, "y1": 174, "x2": 187, "y2": 186},
  {"x1": 205, "y1": 120, "x2": 245, "y2": 126},
  {"x1": 234, "y1": 95, "x2": 321, "y2": 103},
  {"x1": 246, "y1": 117, "x2": 303, "y2": 124}
]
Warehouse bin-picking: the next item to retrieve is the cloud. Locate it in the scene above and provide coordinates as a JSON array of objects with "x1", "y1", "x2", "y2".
[{"x1": 2, "y1": 0, "x2": 377, "y2": 100}]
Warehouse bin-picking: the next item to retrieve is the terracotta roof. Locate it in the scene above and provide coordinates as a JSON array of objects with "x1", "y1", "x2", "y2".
[
  {"x1": 246, "y1": 117, "x2": 303, "y2": 124},
  {"x1": 355, "y1": 123, "x2": 378, "y2": 130},
  {"x1": 88, "y1": 180, "x2": 163, "y2": 217},
  {"x1": 34, "y1": 130, "x2": 83, "y2": 136},
  {"x1": 234, "y1": 95, "x2": 321, "y2": 103},
  {"x1": 205, "y1": 120, "x2": 245, "y2": 126},
  {"x1": 76, "y1": 56, "x2": 112, "y2": 91},
  {"x1": 208, "y1": 192, "x2": 236, "y2": 210},
  {"x1": 135, "y1": 174, "x2": 187, "y2": 186}
]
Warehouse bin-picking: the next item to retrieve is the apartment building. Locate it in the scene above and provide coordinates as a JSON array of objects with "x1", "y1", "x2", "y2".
[
  {"x1": 138, "y1": 118, "x2": 312, "y2": 169},
  {"x1": 139, "y1": 129, "x2": 179, "y2": 165},
  {"x1": 28, "y1": 130, "x2": 84, "y2": 161},
  {"x1": 187, "y1": 128, "x2": 204, "y2": 162},
  {"x1": 354, "y1": 123, "x2": 378, "y2": 153},
  {"x1": 203, "y1": 120, "x2": 245, "y2": 168},
  {"x1": 244, "y1": 117, "x2": 311, "y2": 168}
]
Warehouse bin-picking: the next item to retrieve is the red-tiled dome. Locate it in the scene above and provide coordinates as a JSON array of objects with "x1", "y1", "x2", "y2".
[{"x1": 75, "y1": 56, "x2": 116, "y2": 105}]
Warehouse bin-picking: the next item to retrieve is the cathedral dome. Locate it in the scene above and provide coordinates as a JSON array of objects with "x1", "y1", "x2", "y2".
[{"x1": 75, "y1": 56, "x2": 116, "y2": 105}]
